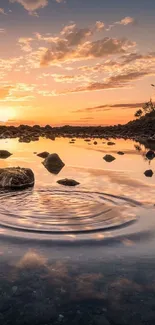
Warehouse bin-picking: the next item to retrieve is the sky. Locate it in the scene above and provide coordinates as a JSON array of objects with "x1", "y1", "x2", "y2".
[{"x1": 0, "y1": 0, "x2": 155, "y2": 126}]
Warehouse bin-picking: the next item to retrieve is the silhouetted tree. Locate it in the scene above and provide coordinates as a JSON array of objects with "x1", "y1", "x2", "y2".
[{"x1": 134, "y1": 109, "x2": 143, "y2": 118}]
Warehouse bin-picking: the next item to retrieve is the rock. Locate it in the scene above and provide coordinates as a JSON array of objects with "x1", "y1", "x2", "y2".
[
  {"x1": 146, "y1": 150, "x2": 155, "y2": 160},
  {"x1": 107, "y1": 141, "x2": 115, "y2": 146},
  {"x1": 12, "y1": 285, "x2": 18, "y2": 293},
  {"x1": 19, "y1": 137, "x2": 31, "y2": 143},
  {"x1": 57, "y1": 179, "x2": 80, "y2": 186},
  {"x1": 103, "y1": 154, "x2": 116, "y2": 162},
  {"x1": 0, "y1": 167, "x2": 35, "y2": 189},
  {"x1": 0, "y1": 150, "x2": 12, "y2": 159},
  {"x1": 117, "y1": 151, "x2": 125, "y2": 155},
  {"x1": 84, "y1": 139, "x2": 91, "y2": 142},
  {"x1": 94, "y1": 141, "x2": 98, "y2": 145},
  {"x1": 93, "y1": 315, "x2": 110, "y2": 325},
  {"x1": 144, "y1": 169, "x2": 153, "y2": 177},
  {"x1": 37, "y1": 151, "x2": 49, "y2": 159},
  {"x1": 42, "y1": 153, "x2": 65, "y2": 175}
]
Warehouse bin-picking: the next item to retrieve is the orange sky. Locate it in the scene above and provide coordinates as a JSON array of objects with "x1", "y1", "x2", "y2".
[{"x1": 0, "y1": 0, "x2": 155, "y2": 126}]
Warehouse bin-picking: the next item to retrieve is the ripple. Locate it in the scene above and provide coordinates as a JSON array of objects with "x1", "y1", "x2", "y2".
[{"x1": 0, "y1": 188, "x2": 139, "y2": 240}]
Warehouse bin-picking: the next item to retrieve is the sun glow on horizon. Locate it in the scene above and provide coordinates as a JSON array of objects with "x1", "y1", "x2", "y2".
[{"x1": 0, "y1": 108, "x2": 16, "y2": 123}]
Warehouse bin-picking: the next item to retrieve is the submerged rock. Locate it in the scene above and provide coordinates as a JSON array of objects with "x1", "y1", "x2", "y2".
[
  {"x1": 37, "y1": 151, "x2": 49, "y2": 159},
  {"x1": 57, "y1": 178, "x2": 80, "y2": 186},
  {"x1": 0, "y1": 167, "x2": 35, "y2": 189},
  {"x1": 42, "y1": 153, "x2": 65, "y2": 175},
  {"x1": 146, "y1": 150, "x2": 155, "y2": 160},
  {"x1": 0, "y1": 150, "x2": 12, "y2": 159},
  {"x1": 107, "y1": 141, "x2": 115, "y2": 146},
  {"x1": 103, "y1": 154, "x2": 116, "y2": 162},
  {"x1": 144, "y1": 169, "x2": 153, "y2": 177},
  {"x1": 94, "y1": 141, "x2": 98, "y2": 145},
  {"x1": 117, "y1": 151, "x2": 125, "y2": 155}
]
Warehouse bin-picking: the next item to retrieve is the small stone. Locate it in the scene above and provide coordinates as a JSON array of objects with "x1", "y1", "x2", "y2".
[
  {"x1": 58, "y1": 314, "x2": 64, "y2": 322},
  {"x1": 12, "y1": 286, "x2": 18, "y2": 294},
  {"x1": 117, "y1": 151, "x2": 125, "y2": 155},
  {"x1": 57, "y1": 178, "x2": 80, "y2": 186},
  {"x1": 146, "y1": 150, "x2": 155, "y2": 160},
  {"x1": 94, "y1": 141, "x2": 98, "y2": 145},
  {"x1": 0, "y1": 150, "x2": 12, "y2": 159},
  {"x1": 37, "y1": 151, "x2": 49, "y2": 158},
  {"x1": 103, "y1": 154, "x2": 116, "y2": 162},
  {"x1": 43, "y1": 153, "x2": 65, "y2": 175},
  {"x1": 107, "y1": 141, "x2": 115, "y2": 146},
  {"x1": 144, "y1": 169, "x2": 153, "y2": 177}
]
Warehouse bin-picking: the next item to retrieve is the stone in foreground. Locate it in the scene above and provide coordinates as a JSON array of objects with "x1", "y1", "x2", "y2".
[
  {"x1": 103, "y1": 154, "x2": 116, "y2": 162},
  {"x1": 0, "y1": 150, "x2": 12, "y2": 159},
  {"x1": 57, "y1": 178, "x2": 80, "y2": 186},
  {"x1": 144, "y1": 169, "x2": 153, "y2": 177},
  {"x1": 37, "y1": 151, "x2": 49, "y2": 159},
  {"x1": 42, "y1": 153, "x2": 65, "y2": 175},
  {"x1": 0, "y1": 167, "x2": 35, "y2": 189}
]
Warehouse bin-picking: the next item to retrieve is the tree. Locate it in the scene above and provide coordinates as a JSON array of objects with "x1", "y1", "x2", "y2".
[
  {"x1": 134, "y1": 98, "x2": 155, "y2": 119},
  {"x1": 134, "y1": 109, "x2": 143, "y2": 118}
]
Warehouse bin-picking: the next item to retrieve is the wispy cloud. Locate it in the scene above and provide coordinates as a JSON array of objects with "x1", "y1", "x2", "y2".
[{"x1": 74, "y1": 102, "x2": 144, "y2": 113}]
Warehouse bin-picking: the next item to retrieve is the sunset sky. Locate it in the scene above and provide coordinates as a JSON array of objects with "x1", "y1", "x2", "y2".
[{"x1": 0, "y1": 0, "x2": 155, "y2": 126}]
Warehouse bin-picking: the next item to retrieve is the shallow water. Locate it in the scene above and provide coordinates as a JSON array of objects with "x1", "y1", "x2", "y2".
[{"x1": 0, "y1": 137, "x2": 155, "y2": 324}]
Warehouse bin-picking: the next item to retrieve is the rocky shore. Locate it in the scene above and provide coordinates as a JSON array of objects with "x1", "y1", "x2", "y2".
[{"x1": 0, "y1": 111, "x2": 155, "y2": 145}]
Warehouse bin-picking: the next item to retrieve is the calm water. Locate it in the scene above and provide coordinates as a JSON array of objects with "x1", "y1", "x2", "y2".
[{"x1": 0, "y1": 137, "x2": 155, "y2": 324}]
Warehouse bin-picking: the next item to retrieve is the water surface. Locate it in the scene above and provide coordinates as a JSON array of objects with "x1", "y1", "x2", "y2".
[{"x1": 0, "y1": 137, "x2": 155, "y2": 324}]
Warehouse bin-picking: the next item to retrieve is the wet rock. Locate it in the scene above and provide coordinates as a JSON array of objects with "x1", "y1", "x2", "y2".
[
  {"x1": 117, "y1": 151, "x2": 125, "y2": 155},
  {"x1": 0, "y1": 150, "x2": 12, "y2": 159},
  {"x1": 0, "y1": 167, "x2": 35, "y2": 189},
  {"x1": 43, "y1": 153, "x2": 65, "y2": 175},
  {"x1": 57, "y1": 178, "x2": 80, "y2": 186},
  {"x1": 37, "y1": 151, "x2": 49, "y2": 159},
  {"x1": 94, "y1": 141, "x2": 98, "y2": 145},
  {"x1": 19, "y1": 137, "x2": 31, "y2": 143},
  {"x1": 103, "y1": 154, "x2": 116, "y2": 162},
  {"x1": 146, "y1": 150, "x2": 155, "y2": 160},
  {"x1": 107, "y1": 141, "x2": 115, "y2": 146},
  {"x1": 144, "y1": 169, "x2": 153, "y2": 177},
  {"x1": 84, "y1": 139, "x2": 91, "y2": 142},
  {"x1": 93, "y1": 315, "x2": 110, "y2": 325}
]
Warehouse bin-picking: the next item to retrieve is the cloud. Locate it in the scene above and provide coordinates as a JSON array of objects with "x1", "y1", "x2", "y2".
[
  {"x1": 10, "y1": 0, "x2": 48, "y2": 14},
  {"x1": 95, "y1": 21, "x2": 105, "y2": 31},
  {"x1": 38, "y1": 73, "x2": 92, "y2": 83},
  {"x1": 106, "y1": 16, "x2": 135, "y2": 31},
  {"x1": 59, "y1": 70, "x2": 152, "y2": 95},
  {"x1": 116, "y1": 16, "x2": 135, "y2": 26},
  {"x1": 18, "y1": 37, "x2": 33, "y2": 52},
  {"x1": 0, "y1": 29, "x2": 6, "y2": 34},
  {"x1": 0, "y1": 87, "x2": 13, "y2": 99},
  {"x1": 41, "y1": 35, "x2": 135, "y2": 66},
  {"x1": 0, "y1": 8, "x2": 7, "y2": 15},
  {"x1": 74, "y1": 102, "x2": 145, "y2": 113}
]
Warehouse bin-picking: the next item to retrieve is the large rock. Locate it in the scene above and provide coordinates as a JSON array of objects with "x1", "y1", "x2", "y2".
[
  {"x1": 0, "y1": 167, "x2": 35, "y2": 189},
  {"x1": 42, "y1": 153, "x2": 65, "y2": 175},
  {"x1": 0, "y1": 150, "x2": 12, "y2": 159},
  {"x1": 57, "y1": 178, "x2": 80, "y2": 186},
  {"x1": 103, "y1": 154, "x2": 116, "y2": 162},
  {"x1": 37, "y1": 151, "x2": 49, "y2": 159}
]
